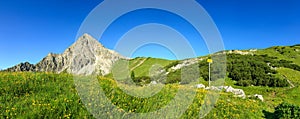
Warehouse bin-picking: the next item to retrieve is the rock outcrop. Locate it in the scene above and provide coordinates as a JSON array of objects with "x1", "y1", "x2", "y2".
[
  {"x1": 5, "y1": 62, "x2": 36, "y2": 72},
  {"x1": 195, "y1": 84, "x2": 206, "y2": 89},
  {"x1": 170, "y1": 58, "x2": 201, "y2": 71},
  {"x1": 196, "y1": 85, "x2": 246, "y2": 99},
  {"x1": 4, "y1": 33, "x2": 126, "y2": 75},
  {"x1": 223, "y1": 86, "x2": 246, "y2": 98}
]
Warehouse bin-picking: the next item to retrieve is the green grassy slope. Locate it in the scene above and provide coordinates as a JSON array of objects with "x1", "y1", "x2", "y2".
[
  {"x1": 129, "y1": 57, "x2": 175, "y2": 77},
  {"x1": 0, "y1": 72, "x2": 270, "y2": 118},
  {"x1": 253, "y1": 45, "x2": 300, "y2": 106},
  {"x1": 0, "y1": 72, "x2": 93, "y2": 118},
  {"x1": 276, "y1": 67, "x2": 300, "y2": 86},
  {"x1": 105, "y1": 57, "x2": 174, "y2": 78},
  {"x1": 276, "y1": 86, "x2": 300, "y2": 105},
  {"x1": 255, "y1": 45, "x2": 300, "y2": 65},
  {"x1": 2, "y1": 45, "x2": 300, "y2": 118}
]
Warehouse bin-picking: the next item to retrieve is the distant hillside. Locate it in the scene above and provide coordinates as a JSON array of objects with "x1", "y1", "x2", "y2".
[
  {"x1": 111, "y1": 45, "x2": 300, "y2": 87},
  {"x1": 255, "y1": 45, "x2": 300, "y2": 66}
]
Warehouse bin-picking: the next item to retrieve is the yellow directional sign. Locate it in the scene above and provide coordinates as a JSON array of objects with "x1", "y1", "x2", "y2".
[{"x1": 207, "y1": 59, "x2": 213, "y2": 63}]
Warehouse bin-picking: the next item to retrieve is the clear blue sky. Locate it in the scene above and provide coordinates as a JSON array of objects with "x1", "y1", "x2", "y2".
[{"x1": 0, "y1": 0, "x2": 299, "y2": 69}]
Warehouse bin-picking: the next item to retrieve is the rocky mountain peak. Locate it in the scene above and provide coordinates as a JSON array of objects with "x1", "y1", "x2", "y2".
[
  {"x1": 5, "y1": 33, "x2": 126, "y2": 75},
  {"x1": 76, "y1": 33, "x2": 102, "y2": 45},
  {"x1": 74, "y1": 33, "x2": 106, "y2": 48}
]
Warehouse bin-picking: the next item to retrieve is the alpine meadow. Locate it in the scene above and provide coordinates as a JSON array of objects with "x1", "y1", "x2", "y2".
[
  {"x1": 1, "y1": 34, "x2": 300, "y2": 118},
  {"x1": 1, "y1": 0, "x2": 300, "y2": 118}
]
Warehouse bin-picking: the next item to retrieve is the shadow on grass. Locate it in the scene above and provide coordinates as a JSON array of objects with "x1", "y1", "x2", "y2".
[{"x1": 262, "y1": 110, "x2": 275, "y2": 119}]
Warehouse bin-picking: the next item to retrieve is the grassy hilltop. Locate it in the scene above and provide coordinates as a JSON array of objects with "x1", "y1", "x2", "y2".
[{"x1": 1, "y1": 45, "x2": 300, "y2": 118}]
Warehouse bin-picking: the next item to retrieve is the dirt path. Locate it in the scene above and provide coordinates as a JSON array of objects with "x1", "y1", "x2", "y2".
[
  {"x1": 130, "y1": 58, "x2": 147, "y2": 71},
  {"x1": 283, "y1": 75, "x2": 295, "y2": 88},
  {"x1": 287, "y1": 79, "x2": 295, "y2": 88}
]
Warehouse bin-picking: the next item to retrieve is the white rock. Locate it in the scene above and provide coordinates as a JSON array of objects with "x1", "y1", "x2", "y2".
[
  {"x1": 225, "y1": 86, "x2": 234, "y2": 92},
  {"x1": 217, "y1": 86, "x2": 225, "y2": 90},
  {"x1": 195, "y1": 84, "x2": 205, "y2": 89},
  {"x1": 232, "y1": 89, "x2": 246, "y2": 99},
  {"x1": 170, "y1": 58, "x2": 199, "y2": 70},
  {"x1": 150, "y1": 81, "x2": 157, "y2": 85},
  {"x1": 222, "y1": 86, "x2": 246, "y2": 98},
  {"x1": 201, "y1": 85, "x2": 247, "y2": 99},
  {"x1": 254, "y1": 94, "x2": 264, "y2": 101},
  {"x1": 205, "y1": 86, "x2": 221, "y2": 91}
]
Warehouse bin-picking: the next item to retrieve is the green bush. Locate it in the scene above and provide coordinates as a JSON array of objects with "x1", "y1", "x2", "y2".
[
  {"x1": 226, "y1": 54, "x2": 289, "y2": 87},
  {"x1": 133, "y1": 76, "x2": 151, "y2": 86},
  {"x1": 165, "y1": 70, "x2": 181, "y2": 84},
  {"x1": 272, "y1": 60, "x2": 300, "y2": 71},
  {"x1": 274, "y1": 102, "x2": 300, "y2": 118}
]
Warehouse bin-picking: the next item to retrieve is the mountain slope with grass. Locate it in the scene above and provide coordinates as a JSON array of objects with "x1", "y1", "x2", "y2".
[
  {"x1": 1, "y1": 35, "x2": 300, "y2": 118},
  {"x1": 255, "y1": 44, "x2": 300, "y2": 66}
]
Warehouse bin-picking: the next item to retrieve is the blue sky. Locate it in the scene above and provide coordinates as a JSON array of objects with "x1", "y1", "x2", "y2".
[{"x1": 0, "y1": 0, "x2": 299, "y2": 69}]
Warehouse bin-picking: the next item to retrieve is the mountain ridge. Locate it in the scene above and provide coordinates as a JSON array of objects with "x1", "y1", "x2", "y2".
[
  {"x1": 4, "y1": 34, "x2": 300, "y2": 76},
  {"x1": 5, "y1": 33, "x2": 126, "y2": 75}
]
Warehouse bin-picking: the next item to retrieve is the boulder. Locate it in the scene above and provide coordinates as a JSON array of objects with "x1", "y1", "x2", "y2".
[
  {"x1": 150, "y1": 81, "x2": 157, "y2": 85},
  {"x1": 205, "y1": 86, "x2": 221, "y2": 91},
  {"x1": 195, "y1": 84, "x2": 205, "y2": 89},
  {"x1": 200, "y1": 85, "x2": 246, "y2": 99},
  {"x1": 217, "y1": 86, "x2": 225, "y2": 89},
  {"x1": 223, "y1": 86, "x2": 246, "y2": 98},
  {"x1": 232, "y1": 89, "x2": 246, "y2": 99},
  {"x1": 225, "y1": 86, "x2": 234, "y2": 92},
  {"x1": 254, "y1": 94, "x2": 264, "y2": 101}
]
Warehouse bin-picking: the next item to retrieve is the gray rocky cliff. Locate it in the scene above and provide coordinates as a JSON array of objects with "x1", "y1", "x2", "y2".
[
  {"x1": 4, "y1": 33, "x2": 126, "y2": 75},
  {"x1": 5, "y1": 62, "x2": 36, "y2": 72}
]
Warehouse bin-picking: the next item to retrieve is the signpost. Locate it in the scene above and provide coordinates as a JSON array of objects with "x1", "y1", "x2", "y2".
[{"x1": 207, "y1": 59, "x2": 213, "y2": 87}]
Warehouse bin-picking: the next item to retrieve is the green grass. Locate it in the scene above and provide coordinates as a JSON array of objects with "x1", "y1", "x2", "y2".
[
  {"x1": 105, "y1": 57, "x2": 175, "y2": 79},
  {"x1": 276, "y1": 86, "x2": 300, "y2": 106},
  {"x1": 2, "y1": 45, "x2": 300, "y2": 118},
  {"x1": 1, "y1": 72, "x2": 288, "y2": 118},
  {"x1": 277, "y1": 67, "x2": 300, "y2": 86},
  {"x1": 130, "y1": 57, "x2": 175, "y2": 77},
  {"x1": 255, "y1": 46, "x2": 300, "y2": 65},
  {"x1": 128, "y1": 57, "x2": 147, "y2": 69},
  {"x1": 0, "y1": 72, "x2": 300, "y2": 118},
  {"x1": 0, "y1": 72, "x2": 93, "y2": 118},
  {"x1": 205, "y1": 94, "x2": 267, "y2": 119}
]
